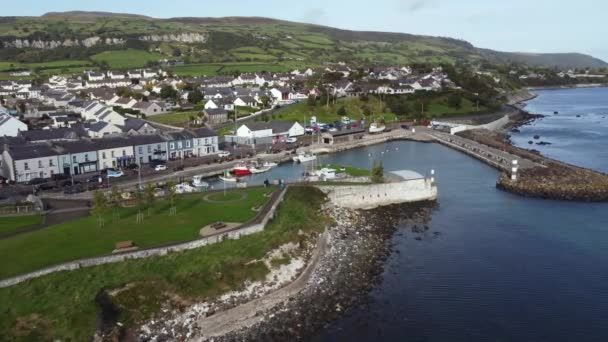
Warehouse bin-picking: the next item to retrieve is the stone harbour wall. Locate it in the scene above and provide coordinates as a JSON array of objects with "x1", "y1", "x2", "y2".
[{"x1": 317, "y1": 178, "x2": 437, "y2": 210}]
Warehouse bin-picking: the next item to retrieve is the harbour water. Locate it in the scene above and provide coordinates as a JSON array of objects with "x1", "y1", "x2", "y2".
[
  {"x1": 300, "y1": 88, "x2": 608, "y2": 341},
  {"x1": 510, "y1": 87, "x2": 608, "y2": 173}
]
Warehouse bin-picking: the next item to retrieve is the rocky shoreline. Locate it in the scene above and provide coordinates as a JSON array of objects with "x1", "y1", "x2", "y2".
[
  {"x1": 136, "y1": 202, "x2": 435, "y2": 341},
  {"x1": 459, "y1": 111, "x2": 608, "y2": 202}
]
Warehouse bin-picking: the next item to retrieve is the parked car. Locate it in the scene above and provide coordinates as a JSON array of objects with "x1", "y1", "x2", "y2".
[
  {"x1": 26, "y1": 178, "x2": 47, "y2": 186},
  {"x1": 173, "y1": 165, "x2": 184, "y2": 172},
  {"x1": 218, "y1": 151, "x2": 231, "y2": 158},
  {"x1": 64, "y1": 185, "x2": 86, "y2": 195},
  {"x1": 285, "y1": 137, "x2": 298, "y2": 143},
  {"x1": 51, "y1": 173, "x2": 69, "y2": 181},
  {"x1": 154, "y1": 164, "x2": 168, "y2": 172},
  {"x1": 125, "y1": 163, "x2": 139, "y2": 171},
  {"x1": 106, "y1": 170, "x2": 124, "y2": 178},
  {"x1": 36, "y1": 182, "x2": 56, "y2": 191},
  {"x1": 87, "y1": 174, "x2": 104, "y2": 183}
]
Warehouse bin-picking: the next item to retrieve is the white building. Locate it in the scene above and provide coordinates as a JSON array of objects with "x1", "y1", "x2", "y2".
[
  {"x1": 236, "y1": 121, "x2": 304, "y2": 141},
  {"x1": 0, "y1": 113, "x2": 28, "y2": 137}
]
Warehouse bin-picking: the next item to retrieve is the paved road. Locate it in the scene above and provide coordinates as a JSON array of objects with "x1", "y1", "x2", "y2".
[
  {"x1": 428, "y1": 130, "x2": 540, "y2": 171},
  {"x1": 195, "y1": 231, "x2": 329, "y2": 338}
]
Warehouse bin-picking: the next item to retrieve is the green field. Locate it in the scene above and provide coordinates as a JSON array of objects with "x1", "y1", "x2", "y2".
[
  {"x1": 91, "y1": 49, "x2": 165, "y2": 69},
  {"x1": 276, "y1": 97, "x2": 396, "y2": 125},
  {"x1": 0, "y1": 188, "x2": 270, "y2": 279},
  {"x1": 0, "y1": 187, "x2": 327, "y2": 341},
  {"x1": 148, "y1": 111, "x2": 200, "y2": 127},
  {"x1": 173, "y1": 63, "x2": 224, "y2": 76},
  {"x1": 0, "y1": 215, "x2": 43, "y2": 236}
]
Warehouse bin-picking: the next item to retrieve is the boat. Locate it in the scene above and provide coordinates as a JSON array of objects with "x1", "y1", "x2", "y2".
[
  {"x1": 369, "y1": 122, "x2": 386, "y2": 134},
  {"x1": 192, "y1": 175, "x2": 210, "y2": 189},
  {"x1": 262, "y1": 161, "x2": 278, "y2": 168},
  {"x1": 250, "y1": 165, "x2": 272, "y2": 174},
  {"x1": 232, "y1": 164, "x2": 251, "y2": 176},
  {"x1": 174, "y1": 182, "x2": 197, "y2": 194},
  {"x1": 293, "y1": 153, "x2": 317, "y2": 163},
  {"x1": 219, "y1": 175, "x2": 238, "y2": 182}
]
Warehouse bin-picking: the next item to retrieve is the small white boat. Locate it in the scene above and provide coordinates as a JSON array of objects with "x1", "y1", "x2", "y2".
[
  {"x1": 293, "y1": 153, "x2": 317, "y2": 163},
  {"x1": 263, "y1": 161, "x2": 278, "y2": 168},
  {"x1": 369, "y1": 122, "x2": 386, "y2": 134},
  {"x1": 219, "y1": 176, "x2": 238, "y2": 183},
  {"x1": 192, "y1": 175, "x2": 210, "y2": 189},
  {"x1": 250, "y1": 165, "x2": 272, "y2": 174},
  {"x1": 174, "y1": 182, "x2": 197, "y2": 194},
  {"x1": 313, "y1": 168, "x2": 337, "y2": 180}
]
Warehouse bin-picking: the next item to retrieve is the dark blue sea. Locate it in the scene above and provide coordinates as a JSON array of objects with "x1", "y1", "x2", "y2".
[
  {"x1": 304, "y1": 87, "x2": 608, "y2": 342},
  {"x1": 510, "y1": 87, "x2": 608, "y2": 173}
]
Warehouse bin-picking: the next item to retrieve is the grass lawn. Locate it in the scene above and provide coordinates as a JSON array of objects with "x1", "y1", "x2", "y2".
[
  {"x1": 91, "y1": 49, "x2": 165, "y2": 69},
  {"x1": 0, "y1": 215, "x2": 43, "y2": 236},
  {"x1": 0, "y1": 187, "x2": 327, "y2": 341},
  {"x1": 147, "y1": 111, "x2": 199, "y2": 127},
  {"x1": 0, "y1": 188, "x2": 270, "y2": 279},
  {"x1": 320, "y1": 164, "x2": 371, "y2": 177}
]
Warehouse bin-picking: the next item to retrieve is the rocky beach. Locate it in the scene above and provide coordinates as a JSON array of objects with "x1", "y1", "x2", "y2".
[{"x1": 136, "y1": 202, "x2": 435, "y2": 341}]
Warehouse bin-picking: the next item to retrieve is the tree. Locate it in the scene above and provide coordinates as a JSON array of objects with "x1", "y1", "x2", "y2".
[
  {"x1": 307, "y1": 95, "x2": 316, "y2": 107},
  {"x1": 447, "y1": 93, "x2": 463, "y2": 109},
  {"x1": 371, "y1": 161, "x2": 385, "y2": 184},
  {"x1": 144, "y1": 183, "x2": 156, "y2": 216},
  {"x1": 362, "y1": 105, "x2": 372, "y2": 116},
  {"x1": 109, "y1": 185, "x2": 122, "y2": 221},
  {"x1": 91, "y1": 191, "x2": 108, "y2": 228},
  {"x1": 337, "y1": 106, "x2": 347, "y2": 116},
  {"x1": 188, "y1": 89, "x2": 204, "y2": 104},
  {"x1": 160, "y1": 85, "x2": 178, "y2": 100},
  {"x1": 259, "y1": 95, "x2": 271, "y2": 108},
  {"x1": 166, "y1": 180, "x2": 177, "y2": 216}
]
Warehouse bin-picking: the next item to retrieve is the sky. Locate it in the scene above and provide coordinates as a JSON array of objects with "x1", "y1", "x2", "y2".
[{"x1": 3, "y1": 0, "x2": 608, "y2": 61}]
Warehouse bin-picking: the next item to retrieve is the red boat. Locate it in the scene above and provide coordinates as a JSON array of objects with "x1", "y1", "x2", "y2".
[{"x1": 231, "y1": 165, "x2": 251, "y2": 176}]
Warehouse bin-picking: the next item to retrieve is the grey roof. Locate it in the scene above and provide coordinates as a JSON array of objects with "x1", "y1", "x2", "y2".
[
  {"x1": 128, "y1": 134, "x2": 166, "y2": 146},
  {"x1": 391, "y1": 170, "x2": 425, "y2": 181},
  {"x1": 191, "y1": 127, "x2": 217, "y2": 138},
  {"x1": 166, "y1": 131, "x2": 195, "y2": 141},
  {"x1": 204, "y1": 108, "x2": 228, "y2": 116},
  {"x1": 20, "y1": 127, "x2": 85, "y2": 141},
  {"x1": 53, "y1": 140, "x2": 99, "y2": 154},
  {"x1": 123, "y1": 118, "x2": 148, "y2": 131},
  {"x1": 243, "y1": 121, "x2": 296, "y2": 133},
  {"x1": 88, "y1": 121, "x2": 110, "y2": 132},
  {"x1": 9, "y1": 144, "x2": 58, "y2": 160}
]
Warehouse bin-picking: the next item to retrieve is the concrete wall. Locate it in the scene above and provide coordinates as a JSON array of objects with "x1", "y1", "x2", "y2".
[
  {"x1": 0, "y1": 187, "x2": 287, "y2": 289},
  {"x1": 448, "y1": 115, "x2": 510, "y2": 135},
  {"x1": 317, "y1": 178, "x2": 437, "y2": 210}
]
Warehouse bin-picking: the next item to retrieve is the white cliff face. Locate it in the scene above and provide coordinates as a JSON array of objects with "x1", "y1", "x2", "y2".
[
  {"x1": 2, "y1": 32, "x2": 206, "y2": 49},
  {"x1": 2, "y1": 36, "x2": 126, "y2": 49},
  {"x1": 139, "y1": 32, "x2": 207, "y2": 43}
]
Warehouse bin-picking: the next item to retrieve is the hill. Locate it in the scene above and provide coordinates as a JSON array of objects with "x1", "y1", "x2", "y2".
[{"x1": 0, "y1": 11, "x2": 604, "y2": 70}]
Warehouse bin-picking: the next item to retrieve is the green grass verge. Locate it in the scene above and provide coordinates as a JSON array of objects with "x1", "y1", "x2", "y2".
[
  {"x1": 0, "y1": 215, "x2": 43, "y2": 236},
  {"x1": 0, "y1": 186, "x2": 327, "y2": 340},
  {"x1": 0, "y1": 188, "x2": 270, "y2": 279},
  {"x1": 91, "y1": 49, "x2": 165, "y2": 69}
]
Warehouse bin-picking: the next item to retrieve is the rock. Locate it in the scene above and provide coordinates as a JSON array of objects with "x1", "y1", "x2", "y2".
[{"x1": 533, "y1": 135, "x2": 540, "y2": 140}]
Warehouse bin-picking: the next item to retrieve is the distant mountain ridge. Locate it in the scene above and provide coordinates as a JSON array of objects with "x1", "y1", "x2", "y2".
[{"x1": 0, "y1": 11, "x2": 604, "y2": 69}]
